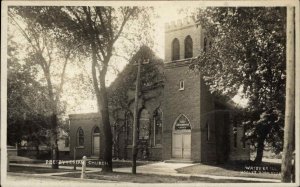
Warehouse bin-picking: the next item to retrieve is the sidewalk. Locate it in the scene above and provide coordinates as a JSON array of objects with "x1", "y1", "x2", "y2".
[
  {"x1": 9, "y1": 162, "x2": 281, "y2": 183},
  {"x1": 113, "y1": 162, "x2": 281, "y2": 183}
]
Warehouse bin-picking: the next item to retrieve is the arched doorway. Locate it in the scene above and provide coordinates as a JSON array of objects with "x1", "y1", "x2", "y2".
[
  {"x1": 172, "y1": 114, "x2": 191, "y2": 159},
  {"x1": 92, "y1": 126, "x2": 100, "y2": 156}
]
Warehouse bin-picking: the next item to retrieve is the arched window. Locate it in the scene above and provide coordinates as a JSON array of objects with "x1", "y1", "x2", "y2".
[
  {"x1": 77, "y1": 127, "x2": 84, "y2": 147},
  {"x1": 172, "y1": 38, "x2": 180, "y2": 61},
  {"x1": 125, "y1": 111, "x2": 133, "y2": 145},
  {"x1": 153, "y1": 108, "x2": 163, "y2": 145},
  {"x1": 184, "y1": 35, "x2": 193, "y2": 58},
  {"x1": 174, "y1": 114, "x2": 191, "y2": 131},
  {"x1": 94, "y1": 126, "x2": 100, "y2": 134},
  {"x1": 139, "y1": 109, "x2": 150, "y2": 140}
]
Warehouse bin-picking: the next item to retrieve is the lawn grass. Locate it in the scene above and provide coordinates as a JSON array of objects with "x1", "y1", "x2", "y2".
[
  {"x1": 176, "y1": 161, "x2": 281, "y2": 180},
  {"x1": 56, "y1": 171, "x2": 264, "y2": 183},
  {"x1": 8, "y1": 165, "x2": 76, "y2": 174}
]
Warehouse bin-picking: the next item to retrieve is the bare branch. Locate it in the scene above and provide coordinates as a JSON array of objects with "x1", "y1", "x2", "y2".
[
  {"x1": 8, "y1": 12, "x2": 39, "y2": 52},
  {"x1": 112, "y1": 8, "x2": 136, "y2": 44},
  {"x1": 67, "y1": 7, "x2": 89, "y2": 38},
  {"x1": 55, "y1": 48, "x2": 72, "y2": 102}
]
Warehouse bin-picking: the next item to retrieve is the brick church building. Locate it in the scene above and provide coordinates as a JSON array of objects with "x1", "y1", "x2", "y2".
[{"x1": 69, "y1": 17, "x2": 250, "y2": 163}]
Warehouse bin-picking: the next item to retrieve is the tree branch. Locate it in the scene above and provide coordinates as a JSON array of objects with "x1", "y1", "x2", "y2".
[
  {"x1": 55, "y1": 48, "x2": 72, "y2": 102},
  {"x1": 112, "y1": 8, "x2": 136, "y2": 44}
]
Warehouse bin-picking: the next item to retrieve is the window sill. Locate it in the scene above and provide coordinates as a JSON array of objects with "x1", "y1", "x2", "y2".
[{"x1": 76, "y1": 146, "x2": 85, "y2": 149}]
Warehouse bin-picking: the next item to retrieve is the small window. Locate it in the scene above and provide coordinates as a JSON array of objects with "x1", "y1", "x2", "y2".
[
  {"x1": 77, "y1": 127, "x2": 84, "y2": 147},
  {"x1": 179, "y1": 80, "x2": 184, "y2": 91}
]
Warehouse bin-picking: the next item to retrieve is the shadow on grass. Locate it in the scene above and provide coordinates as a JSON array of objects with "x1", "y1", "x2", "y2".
[
  {"x1": 8, "y1": 165, "x2": 74, "y2": 174},
  {"x1": 176, "y1": 160, "x2": 281, "y2": 180},
  {"x1": 209, "y1": 160, "x2": 281, "y2": 172}
]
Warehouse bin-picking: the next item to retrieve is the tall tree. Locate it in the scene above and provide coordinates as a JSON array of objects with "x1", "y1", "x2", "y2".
[
  {"x1": 7, "y1": 34, "x2": 52, "y2": 149},
  {"x1": 190, "y1": 7, "x2": 286, "y2": 163},
  {"x1": 37, "y1": 6, "x2": 153, "y2": 172},
  {"x1": 8, "y1": 7, "x2": 77, "y2": 168}
]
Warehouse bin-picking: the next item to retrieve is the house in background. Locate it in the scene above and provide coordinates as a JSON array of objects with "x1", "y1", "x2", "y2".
[{"x1": 57, "y1": 128, "x2": 70, "y2": 159}]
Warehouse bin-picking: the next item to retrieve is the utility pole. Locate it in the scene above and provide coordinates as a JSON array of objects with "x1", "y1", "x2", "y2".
[
  {"x1": 281, "y1": 6, "x2": 295, "y2": 183},
  {"x1": 132, "y1": 59, "x2": 149, "y2": 174},
  {"x1": 132, "y1": 59, "x2": 141, "y2": 174}
]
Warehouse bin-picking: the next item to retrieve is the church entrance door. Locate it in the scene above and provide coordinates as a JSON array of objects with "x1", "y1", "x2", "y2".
[
  {"x1": 172, "y1": 114, "x2": 191, "y2": 159},
  {"x1": 92, "y1": 127, "x2": 100, "y2": 156}
]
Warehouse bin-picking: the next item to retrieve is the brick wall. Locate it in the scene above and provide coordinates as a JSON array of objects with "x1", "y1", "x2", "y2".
[
  {"x1": 214, "y1": 103, "x2": 231, "y2": 163},
  {"x1": 165, "y1": 18, "x2": 203, "y2": 62},
  {"x1": 163, "y1": 60, "x2": 201, "y2": 161},
  {"x1": 199, "y1": 79, "x2": 217, "y2": 162},
  {"x1": 69, "y1": 113, "x2": 103, "y2": 159}
]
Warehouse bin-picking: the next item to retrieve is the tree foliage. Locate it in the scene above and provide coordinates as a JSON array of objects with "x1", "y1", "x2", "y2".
[
  {"x1": 7, "y1": 35, "x2": 52, "y2": 147},
  {"x1": 8, "y1": 6, "x2": 78, "y2": 168},
  {"x1": 190, "y1": 7, "x2": 286, "y2": 162},
  {"x1": 107, "y1": 46, "x2": 164, "y2": 159},
  {"x1": 108, "y1": 45, "x2": 164, "y2": 112},
  {"x1": 27, "y1": 6, "x2": 154, "y2": 171}
]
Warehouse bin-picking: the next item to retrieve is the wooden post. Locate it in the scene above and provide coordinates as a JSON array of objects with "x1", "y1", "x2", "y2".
[
  {"x1": 132, "y1": 59, "x2": 141, "y2": 174},
  {"x1": 281, "y1": 6, "x2": 295, "y2": 183},
  {"x1": 74, "y1": 147, "x2": 77, "y2": 170},
  {"x1": 81, "y1": 156, "x2": 87, "y2": 179}
]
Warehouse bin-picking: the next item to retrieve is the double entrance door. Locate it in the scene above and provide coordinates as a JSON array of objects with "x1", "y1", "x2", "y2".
[{"x1": 172, "y1": 132, "x2": 191, "y2": 159}]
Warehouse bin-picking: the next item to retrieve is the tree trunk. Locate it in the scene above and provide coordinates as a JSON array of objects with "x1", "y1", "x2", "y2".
[
  {"x1": 99, "y1": 82, "x2": 113, "y2": 172},
  {"x1": 281, "y1": 6, "x2": 295, "y2": 183},
  {"x1": 90, "y1": 41, "x2": 113, "y2": 172},
  {"x1": 254, "y1": 124, "x2": 272, "y2": 164},
  {"x1": 254, "y1": 137, "x2": 265, "y2": 164},
  {"x1": 44, "y1": 67, "x2": 59, "y2": 169},
  {"x1": 51, "y1": 114, "x2": 59, "y2": 169}
]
